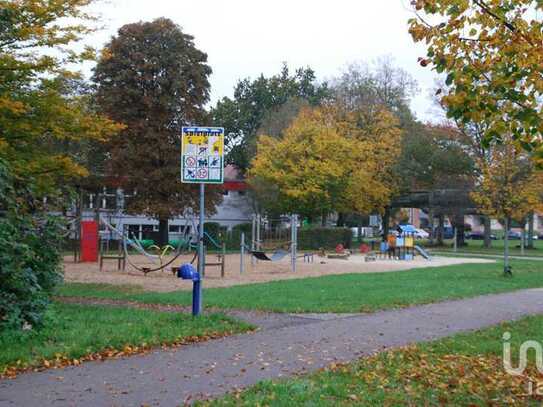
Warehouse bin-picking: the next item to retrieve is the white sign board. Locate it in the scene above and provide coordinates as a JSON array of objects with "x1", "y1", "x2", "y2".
[{"x1": 181, "y1": 127, "x2": 224, "y2": 184}]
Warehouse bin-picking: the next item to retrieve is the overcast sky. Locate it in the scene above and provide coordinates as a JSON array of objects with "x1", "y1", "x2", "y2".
[{"x1": 86, "y1": 0, "x2": 443, "y2": 122}]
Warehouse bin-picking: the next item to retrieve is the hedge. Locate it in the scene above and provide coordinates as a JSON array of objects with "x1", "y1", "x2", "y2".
[{"x1": 297, "y1": 227, "x2": 352, "y2": 250}]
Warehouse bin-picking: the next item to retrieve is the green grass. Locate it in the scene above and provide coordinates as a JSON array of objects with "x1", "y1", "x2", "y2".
[
  {"x1": 0, "y1": 302, "x2": 252, "y2": 374},
  {"x1": 58, "y1": 259, "x2": 543, "y2": 313},
  {"x1": 202, "y1": 315, "x2": 543, "y2": 406},
  {"x1": 429, "y1": 239, "x2": 543, "y2": 257}
]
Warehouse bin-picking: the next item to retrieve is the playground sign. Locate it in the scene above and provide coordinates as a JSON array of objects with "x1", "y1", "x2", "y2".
[{"x1": 181, "y1": 127, "x2": 224, "y2": 184}]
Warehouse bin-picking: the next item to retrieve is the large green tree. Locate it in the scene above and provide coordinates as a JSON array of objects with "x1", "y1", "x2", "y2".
[
  {"x1": 211, "y1": 64, "x2": 330, "y2": 172},
  {"x1": 0, "y1": 0, "x2": 118, "y2": 330},
  {"x1": 93, "y1": 18, "x2": 222, "y2": 245},
  {"x1": 0, "y1": 0, "x2": 120, "y2": 204}
]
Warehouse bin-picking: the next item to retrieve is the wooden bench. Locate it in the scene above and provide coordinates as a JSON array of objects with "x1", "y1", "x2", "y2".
[{"x1": 99, "y1": 254, "x2": 126, "y2": 271}]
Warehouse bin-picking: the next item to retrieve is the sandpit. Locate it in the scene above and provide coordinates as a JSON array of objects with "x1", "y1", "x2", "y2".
[{"x1": 63, "y1": 252, "x2": 495, "y2": 292}]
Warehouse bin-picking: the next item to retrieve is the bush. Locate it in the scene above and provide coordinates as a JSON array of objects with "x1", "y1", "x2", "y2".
[
  {"x1": 298, "y1": 227, "x2": 353, "y2": 250},
  {"x1": 0, "y1": 215, "x2": 63, "y2": 331},
  {"x1": 232, "y1": 222, "x2": 253, "y2": 234},
  {"x1": 204, "y1": 222, "x2": 223, "y2": 239},
  {"x1": 0, "y1": 159, "x2": 63, "y2": 331}
]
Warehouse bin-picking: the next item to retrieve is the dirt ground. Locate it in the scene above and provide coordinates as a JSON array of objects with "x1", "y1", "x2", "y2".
[{"x1": 63, "y1": 252, "x2": 494, "y2": 292}]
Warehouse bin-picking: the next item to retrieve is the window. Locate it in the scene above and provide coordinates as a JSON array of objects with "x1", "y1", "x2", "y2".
[
  {"x1": 87, "y1": 193, "x2": 95, "y2": 209},
  {"x1": 169, "y1": 225, "x2": 181, "y2": 233},
  {"x1": 128, "y1": 225, "x2": 140, "y2": 239},
  {"x1": 238, "y1": 190, "x2": 246, "y2": 196}
]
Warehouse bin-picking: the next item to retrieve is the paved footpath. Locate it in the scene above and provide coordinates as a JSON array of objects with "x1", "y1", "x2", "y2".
[{"x1": 2, "y1": 289, "x2": 543, "y2": 406}]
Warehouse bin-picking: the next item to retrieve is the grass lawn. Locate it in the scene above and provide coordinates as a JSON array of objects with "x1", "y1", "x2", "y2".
[
  {"x1": 58, "y1": 259, "x2": 543, "y2": 313},
  {"x1": 0, "y1": 302, "x2": 252, "y2": 376},
  {"x1": 202, "y1": 315, "x2": 543, "y2": 406},
  {"x1": 429, "y1": 239, "x2": 543, "y2": 257}
]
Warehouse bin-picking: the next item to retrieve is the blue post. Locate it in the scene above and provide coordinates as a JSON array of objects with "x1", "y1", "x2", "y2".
[
  {"x1": 192, "y1": 279, "x2": 201, "y2": 316},
  {"x1": 177, "y1": 263, "x2": 202, "y2": 316}
]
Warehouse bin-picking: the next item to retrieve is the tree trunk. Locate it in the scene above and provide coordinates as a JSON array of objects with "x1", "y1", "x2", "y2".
[
  {"x1": 321, "y1": 212, "x2": 327, "y2": 227},
  {"x1": 336, "y1": 213, "x2": 345, "y2": 227},
  {"x1": 437, "y1": 214, "x2": 444, "y2": 246},
  {"x1": 382, "y1": 207, "x2": 391, "y2": 242},
  {"x1": 528, "y1": 212, "x2": 535, "y2": 249},
  {"x1": 93, "y1": 190, "x2": 101, "y2": 224},
  {"x1": 357, "y1": 224, "x2": 362, "y2": 243},
  {"x1": 483, "y1": 216, "x2": 492, "y2": 249},
  {"x1": 452, "y1": 213, "x2": 465, "y2": 247},
  {"x1": 428, "y1": 207, "x2": 434, "y2": 245},
  {"x1": 158, "y1": 218, "x2": 169, "y2": 247}
]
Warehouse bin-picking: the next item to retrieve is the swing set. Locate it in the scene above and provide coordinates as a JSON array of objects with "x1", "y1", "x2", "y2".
[
  {"x1": 239, "y1": 214, "x2": 299, "y2": 273},
  {"x1": 99, "y1": 210, "x2": 227, "y2": 276}
]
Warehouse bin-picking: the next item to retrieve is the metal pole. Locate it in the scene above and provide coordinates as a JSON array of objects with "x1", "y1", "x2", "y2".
[
  {"x1": 221, "y1": 242, "x2": 226, "y2": 278},
  {"x1": 251, "y1": 214, "x2": 256, "y2": 266},
  {"x1": 521, "y1": 224, "x2": 525, "y2": 256},
  {"x1": 291, "y1": 214, "x2": 297, "y2": 272},
  {"x1": 453, "y1": 226, "x2": 458, "y2": 253},
  {"x1": 504, "y1": 217, "x2": 510, "y2": 275},
  {"x1": 240, "y1": 232, "x2": 245, "y2": 274},
  {"x1": 256, "y1": 214, "x2": 261, "y2": 252},
  {"x1": 196, "y1": 183, "x2": 205, "y2": 315}
]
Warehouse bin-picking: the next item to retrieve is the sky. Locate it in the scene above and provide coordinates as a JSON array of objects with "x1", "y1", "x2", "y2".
[{"x1": 85, "y1": 0, "x2": 444, "y2": 122}]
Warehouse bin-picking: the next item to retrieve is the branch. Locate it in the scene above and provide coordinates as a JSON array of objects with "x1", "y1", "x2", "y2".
[{"x1": 473, "y1": 0, "x2": 535, "y2": 46}]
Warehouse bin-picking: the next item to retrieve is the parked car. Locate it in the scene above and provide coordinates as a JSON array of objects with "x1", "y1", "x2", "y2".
[
  {"x1": 505, "y1": 231, "x2": 522, "y2": 240},
  {"x1": 443, "y1": 226, "x2": 454, "y2": 239},
  {"x1": 467, "y1": 231, "x2": 497, "y2": 240},
  {"x1": 414, "y1": 228, "x2": 429, "y2": 239}
]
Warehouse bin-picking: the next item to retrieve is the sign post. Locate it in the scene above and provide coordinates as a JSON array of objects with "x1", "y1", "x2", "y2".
[{"x1": 181, "y1": 126, "x2": 225, "y2": 316}]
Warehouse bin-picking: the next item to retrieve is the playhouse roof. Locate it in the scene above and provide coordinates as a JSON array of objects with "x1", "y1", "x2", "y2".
[{"x1": 398, "y1": 224, "x2": 417, "y2": 233}]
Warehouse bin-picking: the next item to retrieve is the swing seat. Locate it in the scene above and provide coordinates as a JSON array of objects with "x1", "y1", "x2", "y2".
[
  {"x1": 270, "y1": 249, "x2": 290, "y2": 262},
  {"x1": 251, "y1": 249, "x2": 290, "y2": 262}
]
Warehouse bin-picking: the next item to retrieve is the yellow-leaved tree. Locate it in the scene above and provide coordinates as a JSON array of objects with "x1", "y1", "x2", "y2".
[
  {"x1": 471, "y1": 136, "x2": 543, "y2": 274},
  {"x1": 409, "y1": 0, "x2": 543, "y2": 159},
  {"x1": 249, "y1": 106, "x2": 402, "y2": 222}
]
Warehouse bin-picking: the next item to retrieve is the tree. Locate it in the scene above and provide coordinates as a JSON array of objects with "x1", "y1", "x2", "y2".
[
  {"x1": 93, "y1": 18, "x2": 222, "y2": 245},
  {"x1": 249, "y1": 106, "x2": 402, "y2": 222},
  {"x1": 471, "y1": 136, "x2": 542, "y2": 274},
  {"x1": 0, "y1": 0, "x2": 116, "y2": 330},
  {"x1": 331, "y1": 57, "x2": 419, "y2": 230},
  {"x1": 0, "y1": 0, "x2": 120, "y2": 205},
  {"x1": 211, "y1": 64, "x2": 330, "y2": 172},
  {"x1": 398, "y1": 122, "x2": 476, "y2": 246},
  {"x1": 409, "y1": 1, "x2": 543, "y2": 158},
  {"x1": 257, "y1": 97, "x2": 310, "y2": 139},
  {"x1": 332, "y1": 56, "x2": 419, "y2": 126}
]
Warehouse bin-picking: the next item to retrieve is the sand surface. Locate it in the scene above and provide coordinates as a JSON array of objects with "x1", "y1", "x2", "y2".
[{"x1": 64, "y1": 252, "x2": 494, "y2": 292}]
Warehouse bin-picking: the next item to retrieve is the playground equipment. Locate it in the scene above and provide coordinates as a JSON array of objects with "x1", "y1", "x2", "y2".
[
  {"x1": 99, "y1": 214, "x2": 195, "y2": 274},
  {"x1": 326, "y1": 244, "x2": 351, "y2": 260},
  {"x1": 99, "y1": 235, "x2": 126, "y2": 271},
  {"x1": 98, "y1": 212, "x2": 228, "y2": 277},
  {"x1": 240, "y1": 214, "x2": 299, "y2": 273},
  {"x1": 378, "y1": 224, "x2": 431, "y2": 261},
  {"x1": 203, "y1": 232, "x2": 226, "y2": 278},
  {"x1": 414, "y1": 245, "x2": 432, "y2": 260}
]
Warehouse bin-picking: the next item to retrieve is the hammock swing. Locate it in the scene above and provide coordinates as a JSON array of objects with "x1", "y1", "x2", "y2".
[{"x1": 100, "y1": 214, "x2": 197, "y2": 274}]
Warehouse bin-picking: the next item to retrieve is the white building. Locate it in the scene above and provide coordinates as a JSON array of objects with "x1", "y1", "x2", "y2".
[{"x1": 74, "y1": 165, "x2": 253, "y2": 241}]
